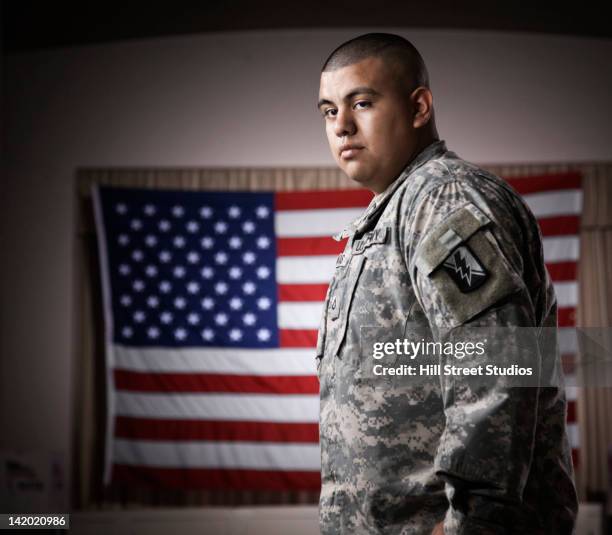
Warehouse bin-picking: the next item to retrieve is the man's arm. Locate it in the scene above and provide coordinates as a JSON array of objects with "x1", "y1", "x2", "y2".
[
  {"x1": 404, "y1": 181, "x2": 542, "y2": 533},
  {"x1": 416, "y1": 284, "x2": 540, "y2": 533}
]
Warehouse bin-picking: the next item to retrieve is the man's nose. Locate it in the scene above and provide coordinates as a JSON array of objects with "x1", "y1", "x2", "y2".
[{"x1": 333, "y1": 107, "x2": 356, "y2": 138}]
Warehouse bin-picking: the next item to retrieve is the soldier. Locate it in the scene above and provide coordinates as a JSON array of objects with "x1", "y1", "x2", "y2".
[{"x1": 315, "y1": 33, "x2": 578, "y2": 534}]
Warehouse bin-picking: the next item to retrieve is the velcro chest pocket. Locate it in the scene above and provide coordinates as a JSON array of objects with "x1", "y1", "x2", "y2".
[
  {"x1": 329, "y1": 227, "x2": 389, "y2": 321},
  {"x1": 413, "y1": 202, "x2": 524, "y2": 327},
  {"x1": 329, "y1": 252, "x2": 350, "y2": 321}
]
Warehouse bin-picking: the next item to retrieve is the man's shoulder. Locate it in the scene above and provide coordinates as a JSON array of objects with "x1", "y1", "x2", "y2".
[
  {"x1": 419, "y1": 151, "x2": 511, "y2": 197},
  {"x1": 398, "y1": 149, "x2": 530, "y2": 228}
]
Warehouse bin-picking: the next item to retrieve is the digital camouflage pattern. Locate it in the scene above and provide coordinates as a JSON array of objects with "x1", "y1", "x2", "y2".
[{"x1": 315, "y1": 140, "x2": 578, "y2": 534}]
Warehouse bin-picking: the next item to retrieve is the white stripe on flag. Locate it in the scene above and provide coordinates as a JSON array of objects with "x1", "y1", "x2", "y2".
[
  {"x1": 276, "y1": 208, "x2": 363, "y2": 237},
  {"x1": 565, "y1": 386, "x2": 578, "y2": 402},
  {"x1": 115, "y1": 392, "x2": 320, "y2": 421},
  {"x1": 558, "y1": 327, "x2": 578, "y2": 355},
  {"x1": 277, "y1": 256, "x2": 336, "y2": 283},
  {"x1": 566, "y1": 423, "x2": 580, "y2": 449},
  {"x1": 276, "y1": 242, "x2": 577, "y2": 282},
  {"x1": 564, "y1": 374, "x2": 578, "y2": 388},
  {"x1": 276, "y1": 192, "x2": 582, "y2": 235},
  {"x1": 554, "y1": 282, "x2": 579, "y2": 308},
  {"x1": 278, "y1": 302, "x2": 325, "y2": 329},
  {"x1": 113, "y1": 346, "x2": 317, "y2": 375},
  {"x1": 114, "y1": 439, "x2": 321, "y2": 470},
  {"x1": 543, "y1": 236, "x2": 579, "y2": 262},
  {"x1": 523, "y1": 190, "x2": 583, "y2": 218}
]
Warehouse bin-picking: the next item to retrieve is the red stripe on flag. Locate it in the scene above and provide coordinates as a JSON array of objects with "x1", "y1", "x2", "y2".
[
  {"x1": 279, "y1": 283, "x2": 329, "y2": 302},
  {"x1": 546, "y1": 261, "x2": 577, "y2": 282},
  {"x1": 280, "y1": 329, "x2": 318, "y2": 347},
  {"x1": 277, "y1": 236, "x2": 346, "y2": 256},
  {"x1": 114, "y1": 370, "x2": 319, "y2": 394},
  {"x1": 558, "y1": 307, "x2": 576, "y2": 328},
  {"x1": 115, "y1": 417, "x2": 319, "y2": 442},
  {"x1": 112, "y1": 464, "x2": 321, "y2": 491},
  {"x1": 505, "y1": 172, "x2": 581, "y2": 195},
  {"x1": 567, "y1": 400, "x2": 576, "y2": 424},
  {"x1": 538, "y1": 215, "x2": 580, "y2": 237},
  {"x1": 562, "y1": 353, "x2": 577, "y2": 376},
  {"x1": 276, "y1": 189, "x2": 372, "y2": 210}
]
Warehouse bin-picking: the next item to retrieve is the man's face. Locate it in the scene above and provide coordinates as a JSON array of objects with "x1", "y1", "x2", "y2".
[{"x1": 318, "y1": 56, "x2": 418, "y2": 193}]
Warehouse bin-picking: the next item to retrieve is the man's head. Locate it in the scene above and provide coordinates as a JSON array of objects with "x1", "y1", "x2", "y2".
[{"x1": 318, "y1": 33, "x2": 438, "y2": 193}]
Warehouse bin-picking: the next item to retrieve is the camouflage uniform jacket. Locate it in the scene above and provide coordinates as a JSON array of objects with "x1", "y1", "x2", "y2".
[{"x1": 315, "y1": 140, "x2": 578, "y2": 534}]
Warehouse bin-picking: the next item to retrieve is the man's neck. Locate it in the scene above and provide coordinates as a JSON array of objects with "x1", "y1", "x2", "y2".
[{"x1": 370, "y1": 135, "x2": 441, "y2": 196}]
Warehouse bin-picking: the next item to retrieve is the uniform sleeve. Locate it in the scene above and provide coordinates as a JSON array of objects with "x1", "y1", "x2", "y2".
[{"x1": 404, "y1": 182, "x2": 542, "y2": 534}]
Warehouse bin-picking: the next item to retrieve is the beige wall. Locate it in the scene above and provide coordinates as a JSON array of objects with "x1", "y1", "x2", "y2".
[{"x1": 2, "y1": 28, "x2": 612, "y2": 508}]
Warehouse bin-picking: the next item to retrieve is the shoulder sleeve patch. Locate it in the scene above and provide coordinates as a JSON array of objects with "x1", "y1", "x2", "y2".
[
  {"x1": 413, "y1": 202, "x2": 524, "y2": 327},
  {"x1": 414, "y1": 202, "x2": 491, "y2": 275},
  {"x1": 442, "y1": 244, "x2": 489, "y2": 292}
]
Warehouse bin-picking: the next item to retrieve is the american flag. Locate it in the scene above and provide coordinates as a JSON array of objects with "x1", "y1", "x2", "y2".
[
  {"x1": 504, "y1": 172, "x2": 582, "y2": 468},
  {"x1": 92, "y1": 172, "x2": 580, "y2": 490}
]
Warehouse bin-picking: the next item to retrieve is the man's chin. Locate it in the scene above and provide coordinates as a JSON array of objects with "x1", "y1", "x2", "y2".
[
  {"x1": 345, "y1": 173, "x2": 380, "y2": 193},
  {"x1": 342, "y1": 166, "x2": 374, "y2": 188},
  {"x1": 341, "y1": 163, "x2": 397, "y2": 193}
]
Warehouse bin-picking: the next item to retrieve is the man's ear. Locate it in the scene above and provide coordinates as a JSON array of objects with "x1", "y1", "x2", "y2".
[{"x1": 410, "y1": 86, "x2": 433, "y2": 128}]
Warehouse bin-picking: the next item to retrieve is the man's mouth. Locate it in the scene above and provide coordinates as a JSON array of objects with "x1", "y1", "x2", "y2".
[{"x1": 339, "y1": 144, "x2": 364, "y2": 159}]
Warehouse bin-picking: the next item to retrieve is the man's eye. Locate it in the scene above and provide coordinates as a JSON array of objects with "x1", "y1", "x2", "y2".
[
  {"x1": 323, "y1": 109, "x2": 337, "y2": 117},
  {"x1": 354, "y1": 101, "x2": 370, "y2": 109}
]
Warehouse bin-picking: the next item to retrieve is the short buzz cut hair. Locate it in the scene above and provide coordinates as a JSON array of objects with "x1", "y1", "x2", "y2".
[{"x1": 321, "y1": 33, "x2": 430, "y2": 90}]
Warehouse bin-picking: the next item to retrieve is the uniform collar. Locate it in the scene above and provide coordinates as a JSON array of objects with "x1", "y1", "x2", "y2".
[{"x1": 333, "y1": 139, "x2": 448, "y2": 240}]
